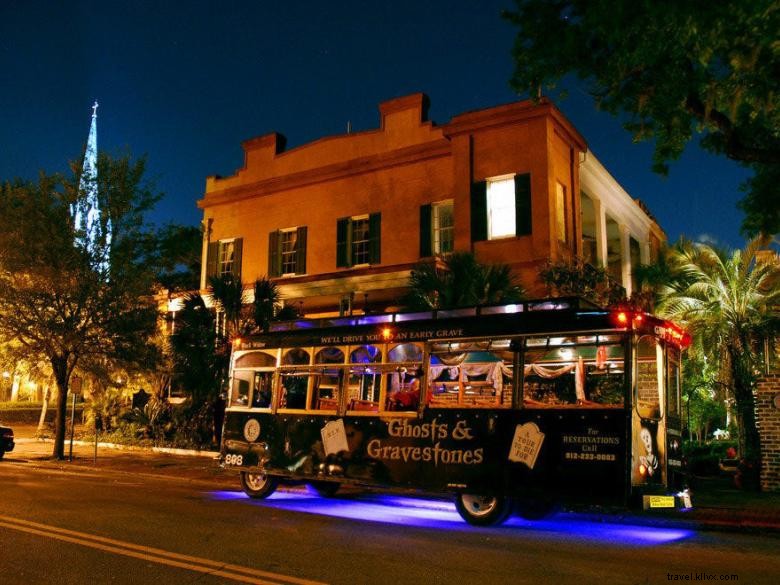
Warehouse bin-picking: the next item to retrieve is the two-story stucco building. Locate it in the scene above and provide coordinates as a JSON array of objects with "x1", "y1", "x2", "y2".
[{"x1": 196, "y1": 93, "x2": 664, "y2": 316}]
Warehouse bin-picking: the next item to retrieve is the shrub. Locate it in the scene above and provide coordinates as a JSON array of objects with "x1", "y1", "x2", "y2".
[{"x1": 683, "y1": 440, "x2": 739, "y2": 476}]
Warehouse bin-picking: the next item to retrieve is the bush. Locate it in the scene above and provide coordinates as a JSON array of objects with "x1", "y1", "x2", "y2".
[
  {"x1": 683, "y1": 440, "x2": 739, "y2": 476},
  {"x1": 0, "y1": 401, "x2": 83, "y2": 424}
]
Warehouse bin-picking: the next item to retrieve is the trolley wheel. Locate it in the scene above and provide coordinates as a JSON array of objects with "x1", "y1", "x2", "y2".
[
  {"x1": 240, "y1": 470, "x2": 278, "y2": 499},
  {"x1": 309, "y1": 480, "x2": 340, "y2": 497},
  {"x1": 455, "y1": 493, "x2": 512, "y2": 526}
]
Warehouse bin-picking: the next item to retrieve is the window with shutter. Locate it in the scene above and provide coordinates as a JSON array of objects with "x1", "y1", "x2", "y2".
[
  {"x1": 471, "y1": 173, "x2": 532, "y2": 241},
  {"x1": 211, "y1": 238, "x2": 243, "y2": 278},
  {"x1": 270, "y1": 227, "x2": 307, "y2": 276},
  {"x1": 337, "y1": 213, "x2": 381, "y2": 268}
]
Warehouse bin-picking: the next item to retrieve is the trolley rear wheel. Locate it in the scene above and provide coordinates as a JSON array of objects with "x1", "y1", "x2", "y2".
[
  {"x1": 240, "y1": 470, "x2": 278, "y2": 499},
  {"x1": 455, "y1": 493, "x2": 512, "y2": 526}
]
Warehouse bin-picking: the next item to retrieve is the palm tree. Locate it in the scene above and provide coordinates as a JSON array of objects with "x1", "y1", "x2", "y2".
[
  {"x1": 207, "y1": 274, "x2": 248, "y2": 341},
  {"x1": 656, "y1": 237, "x2": 779, "y2": 473},
  {"x1": 405, "y1": 252, "x2": 524, "y2": 310},
  {"x1": 253, "y1": 277, "x2": 281, "y2": 333}
]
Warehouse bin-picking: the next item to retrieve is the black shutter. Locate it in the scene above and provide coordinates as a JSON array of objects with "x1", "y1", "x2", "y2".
[
  {"x1": 515, "y1": 173, "x2": 532, "y2": 236},
  {"x1": 232, "y1": 238, "x2": 243, "y2": 281},
  {"x1": 470, "y1": 181, "x2": 487, "y2": 242},
  {"x1": 369, "y1": 212, "x2": 381, "y2": 264},
  {"x1": 268, "y1": 231, "x2": 280, "y2": 277},
  {"x1": 419, "y1": 204, "x2": 432, "y2": 257},
  {"x1": 206, "y1": 241, "x2": 219, "y2": 279},
  {"x1": 296, "y1": 226, "x2": 307, "y2": 274},
  {"x1": 336, "y1": 217, "x2": 350, "y2": 268}
]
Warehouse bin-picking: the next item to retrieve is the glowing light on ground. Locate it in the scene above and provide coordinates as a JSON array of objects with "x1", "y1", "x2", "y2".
[{"x1": 208, "y1": 488, "x2": 694, "y2": 544}]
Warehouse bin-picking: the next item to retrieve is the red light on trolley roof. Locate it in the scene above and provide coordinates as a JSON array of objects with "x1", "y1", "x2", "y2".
[
  {"x1": 611, "y1": 309, "x2": 647, "y2": 329},
  {"x1": 660, "y1": 321, "x2": 692, "y2": 349}
]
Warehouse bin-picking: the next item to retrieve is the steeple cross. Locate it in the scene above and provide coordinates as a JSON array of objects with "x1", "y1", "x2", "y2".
[{"x1": 92, "y1": 100, "x2": 99, "y2": 117}]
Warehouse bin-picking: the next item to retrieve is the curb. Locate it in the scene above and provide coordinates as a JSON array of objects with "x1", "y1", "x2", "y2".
[{"x1": 16, "y1": 436, "x2": 219, "y2": 459}]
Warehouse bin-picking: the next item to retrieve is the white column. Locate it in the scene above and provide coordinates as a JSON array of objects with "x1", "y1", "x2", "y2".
[
  {"x1": 200, "y1": 218, "x2": 212, "y2": 290},
  {"x1": 641, "y1": 239, "x2": 651, "y2": 264},
  {"x1": 620, "y1": 225, "x2": 631, "y2": 296},
  {"x1": 594, "y1": 198, "x2": 608, "y2": 269}
]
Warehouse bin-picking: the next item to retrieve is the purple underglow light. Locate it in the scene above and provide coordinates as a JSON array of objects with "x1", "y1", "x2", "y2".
[{"x1": 208, "y1": 488, "x2": 694, "y2": 544}]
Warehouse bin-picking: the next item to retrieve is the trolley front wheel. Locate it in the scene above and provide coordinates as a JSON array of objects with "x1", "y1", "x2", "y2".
[{"x1": 240, "y1": 470, "x2": 278, "y2": 499}]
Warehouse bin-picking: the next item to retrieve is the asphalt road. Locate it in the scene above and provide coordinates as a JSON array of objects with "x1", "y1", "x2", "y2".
[{"x1": 1, "y1": 460, "x2": 779, "y2": 585}]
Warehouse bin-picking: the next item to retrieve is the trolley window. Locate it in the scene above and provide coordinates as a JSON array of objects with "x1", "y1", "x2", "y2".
[
  {"x1": 282, "y1": 348, "x2": 310, "y2": 365},
  {"x1": 667, "y1": 346, "x2": 681, "y2": 417},
  {"x1": 636, "y1": 335, "x2": 663, "y2": 419},
  {"x1": 350, "y1": 345, "x2": 381, "y2": 364},
  {"x1": 523, "y1": 336, "x2": 625, "y2": 408},
  {"x1": 234, "y1": 350, "x2": 276, "y2": 369},
  {"x1": 428, "y1": 340, "x2": 513, "y2": 408}
]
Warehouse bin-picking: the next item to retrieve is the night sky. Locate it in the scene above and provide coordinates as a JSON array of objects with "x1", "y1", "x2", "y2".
[{"x1": 1, "y1": 0, "x2": 751, "y2": 249}]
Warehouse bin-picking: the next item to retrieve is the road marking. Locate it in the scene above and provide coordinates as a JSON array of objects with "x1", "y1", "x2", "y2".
[{"x1": 0, "y1": 514, "x2": 327, "y2": 585}]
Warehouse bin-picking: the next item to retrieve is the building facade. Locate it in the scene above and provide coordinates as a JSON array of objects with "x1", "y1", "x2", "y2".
[{"x1": 197, "y1": 93, "x2": 665, "y2": 316}]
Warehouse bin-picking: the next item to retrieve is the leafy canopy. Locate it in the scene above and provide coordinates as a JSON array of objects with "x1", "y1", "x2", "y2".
[
  {"x1": 503, "y1": 0, "x2": 780, "y2": 235},
  {"x1": 655, "y1": 236, "x2": 779, "y2": 464},
  {"x1": 0, "y1": 154, "x2": 174, "y2": 458},
  {"x1": 405, "y1": 252, "x2": 524, "y2": 310}
]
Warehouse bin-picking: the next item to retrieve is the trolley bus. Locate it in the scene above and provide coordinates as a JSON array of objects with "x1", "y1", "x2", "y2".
[{"x1": 219, "y1": 297, "x2": 691, "y2": 525}]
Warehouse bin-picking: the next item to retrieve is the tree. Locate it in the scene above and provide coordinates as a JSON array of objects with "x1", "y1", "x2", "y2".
[
  {"x1": 169, "y1": 294, "x2": 226, "y2": 408},
  {"x1": 208, "y1": 273, "x2": 249, "y2": 340},
  {"x1": 253, "y1": 277, "x2": 281, "y2": 333},
  {"x1": 405, "y1": 252, "x2": 524, "y2": 310},
  {"x1": 0, "y1": 155, "x2": 164, "y2": 459},
  {"x1": 503, "y1": 1, "x2": 780, "y2": 236},
  {"x1": 655, "y1": 237, "x2": 780, "y2": 480},
  {"x1": 155, "y1": 224, "x2": 202, "y2": 292}
]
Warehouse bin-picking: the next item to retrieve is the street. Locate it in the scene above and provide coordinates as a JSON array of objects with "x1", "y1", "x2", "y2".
[{"x1": 1, "y1": 453, "x2": 778, "y2": 585}]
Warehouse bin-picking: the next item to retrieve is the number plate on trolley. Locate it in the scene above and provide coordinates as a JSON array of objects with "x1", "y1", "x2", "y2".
[{"x1": 224, "y1": 453, "x2": 244, "y2": 466}]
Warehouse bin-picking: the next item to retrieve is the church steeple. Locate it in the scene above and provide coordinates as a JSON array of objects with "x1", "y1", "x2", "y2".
[{"x1": 73, "y1": 100, "x2": 111, "y2": 272}]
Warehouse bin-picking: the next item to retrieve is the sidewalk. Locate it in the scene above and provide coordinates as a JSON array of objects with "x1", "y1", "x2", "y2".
[
  {"x1": 8, "y1": 424, "x2": 232, "y2": 489},
  {"x1": 6, "y1": 425, "x2": 780, "y2": 533}
]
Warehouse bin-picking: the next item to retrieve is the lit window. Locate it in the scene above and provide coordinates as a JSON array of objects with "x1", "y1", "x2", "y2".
[
  {"x1": 351, "y1": 216, "x2": 370, "y2": 265},
  {"x1": 280, "y1": 230, "x2": 298, "y2": 275},
  {"x1": 219, "y1": 240, "x2": 235, "y2": 276},
  {"x1": 487, "y1": 177, "x2": 516, "y2": 239},
  {"x1": 556, "y1": 181, "x2": 567, "y2": 243},
  {"x1": 206, "y1": 238, "x2": 242, "y2": 280},
  {"x1": 432, "y1": 200, "x2": 454, "y2": 254}
]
